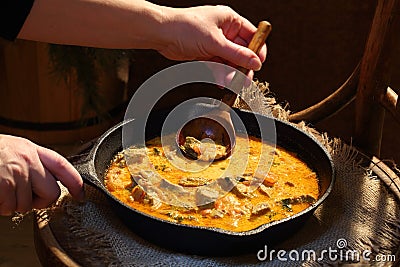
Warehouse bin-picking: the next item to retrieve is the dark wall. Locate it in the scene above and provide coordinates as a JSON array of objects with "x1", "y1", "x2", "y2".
[{"x1": 132, "y1": 0, "x2": 400, "y2": 162}]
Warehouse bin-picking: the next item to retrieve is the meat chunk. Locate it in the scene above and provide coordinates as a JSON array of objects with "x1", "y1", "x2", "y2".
[
  {"x1": 123, "y1": 146, "x2": 146, "y2": 164},
  {"x1": 180, "y1": 136, "x2": 227, "y2": 161},
  {"x1": 195, "y1": 187, "x2": 219, "y2": 207},
  {"x1": 233, "y1": 183, "x2": 254, "y2": 198},
  {"x1": 251, "y1": 202, "x2": 271, "y2": 216},
  {"x1": 214, "y1": 195, "x2": 249, "y2": 217}
]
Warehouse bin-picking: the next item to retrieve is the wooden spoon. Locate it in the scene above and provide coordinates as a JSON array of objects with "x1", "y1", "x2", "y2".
[{"x1": 177, "y1": 21, "x2": 272, "y2": 161}]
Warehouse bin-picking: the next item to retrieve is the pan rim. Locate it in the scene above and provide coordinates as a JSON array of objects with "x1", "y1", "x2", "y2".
[{"x1": 85, "y1": 108, "x2": 336, "y2": 237}]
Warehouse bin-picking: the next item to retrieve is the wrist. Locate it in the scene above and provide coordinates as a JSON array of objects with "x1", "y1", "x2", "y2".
[
  {"x1": 128, "y1": 1, "x2": 185, "y2": 52},
  {"x1": 153, "y1": 5, "x2": 182, "y2": 52}
]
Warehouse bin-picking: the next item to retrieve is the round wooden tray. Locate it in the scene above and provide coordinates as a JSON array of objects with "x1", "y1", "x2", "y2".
[
  {"x1": 33, "y1": 154, "x2": 400, "y2": 266},
  {"x1": 34, "y1": 211, "x2": 80, "y2": 267}
]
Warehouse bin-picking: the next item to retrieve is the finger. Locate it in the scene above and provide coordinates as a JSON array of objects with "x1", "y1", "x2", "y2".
[
  {"x1": 231, "y1": 35, "x2": 248, "y2": 47},
  {"x1": 215, "y1": 6, "x2": 258, "y2": 42},
  {"x1": 0, "y1": 179, "x2": 16, "y2": 216},
  {"x1": 212, "y1": 37, "x2": 262, "y2": 71},
  {"x1": 31, "y1": 168, "x2": 61, "y2": 209},
  {"x1": 15, "y1": 171, "x2": 32, "y2": 213},
  {"x1": 27, "y1": 152, "x2": 59, "y2": 209},
  {"x1": 258, "y1": 44, "x2": 267, "y2": 63},
  {"x1": 233, "y1": 18, "x2": 268, "y2": 64},
  {"x1": 36, "y1": 146, "x2": 84, "y2": 201},
  {"x1": 221, "y1": 18, "x2": 242, "y2": 41},
  {"x1": 231, "y1": 33, "x2": 267, "y2": 64},
  {"x1": 235, "y1": 15, "x2": 260, "y2": 42}
]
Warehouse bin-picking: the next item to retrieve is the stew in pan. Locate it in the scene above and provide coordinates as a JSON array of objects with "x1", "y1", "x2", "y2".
[{"x1": 104, "y1": 133, "x2": 319, "y2": 232}]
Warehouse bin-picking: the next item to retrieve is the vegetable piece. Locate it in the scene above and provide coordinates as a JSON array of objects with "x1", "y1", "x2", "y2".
[
  {"x1": 253, "y1": 171, "x2": 276, "y2": 187},
  {"x1": 263, "y1": 177, "x2": 276, "y2": 187},
  {"x1": 131, "y1": 185, "x2": 146, "y2": 202}
]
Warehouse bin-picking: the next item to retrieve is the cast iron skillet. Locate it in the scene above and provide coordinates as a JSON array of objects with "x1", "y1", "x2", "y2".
[{"x1": 75, "y1": 108, "x2": 335, "y2": 256}]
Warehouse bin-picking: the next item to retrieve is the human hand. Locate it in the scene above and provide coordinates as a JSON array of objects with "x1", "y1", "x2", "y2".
[
  {"x1": 158, "y1": 5, "x2": 267, "y2": 86},
  {"x1": 0, "y1": 135, "x2": 84, "y2": 216}
]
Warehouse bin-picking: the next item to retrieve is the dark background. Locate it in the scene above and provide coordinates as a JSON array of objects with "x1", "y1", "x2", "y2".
[
  {"x1": 1, "y1": 1, "x2": 399, "y2": 266},
  {"x1": 130, "y1": 0, "x2": 399, "y2": 163}
]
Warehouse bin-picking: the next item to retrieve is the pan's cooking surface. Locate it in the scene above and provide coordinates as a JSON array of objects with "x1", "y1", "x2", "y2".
[{"x1": 78, "y1": 108, "x2": 335, "y2": 255}]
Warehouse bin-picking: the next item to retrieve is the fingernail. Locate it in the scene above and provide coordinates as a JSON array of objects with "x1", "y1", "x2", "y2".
[{"x1": 248, "y1": 57, "x2": 262, "y2": 71}]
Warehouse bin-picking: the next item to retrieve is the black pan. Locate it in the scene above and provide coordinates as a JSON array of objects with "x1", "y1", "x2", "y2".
[{"x1": 75, "y1": 108, "x2": 335, "y2": 256}]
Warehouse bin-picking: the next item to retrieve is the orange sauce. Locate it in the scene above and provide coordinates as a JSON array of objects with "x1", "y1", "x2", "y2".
[{"x1": 105, "y1": 134, "x2": 319, "y2": 232}]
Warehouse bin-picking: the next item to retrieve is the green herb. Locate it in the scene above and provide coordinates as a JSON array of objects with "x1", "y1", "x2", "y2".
[
  {"x1": 267, "y1": 211, "x2": 277, "y2": 219},
  {"x1": 281, "y1": 199, "x2": 293, "y2": 212},
  {"x1": 163, "y1": 211, "x2": 185, "y2": 223},
  {"x1": 118, "y1": 160, "x2": 126, "y2": 168},
  {"x1": 153, "y1": 147, "x2": 161, "y2": 156},
  {"x1": 154, "y1": 164, "x2": 167, "y2": 171},
  {"x1": 175, "y1": 216, "x2": 184, "y2": 223},
  {"x1": 301, "y1": 195, "x2": 316, "y2": 204},
  {"x1": 161, "y1": 164, "x2": 167, "y2": 171}
]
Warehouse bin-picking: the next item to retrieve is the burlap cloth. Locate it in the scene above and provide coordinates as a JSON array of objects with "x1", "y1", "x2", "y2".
[{"x1": 35, "y1": 82, "x2": 400, "y2": 266}]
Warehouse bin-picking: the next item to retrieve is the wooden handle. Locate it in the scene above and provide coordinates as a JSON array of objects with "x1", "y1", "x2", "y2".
[
  {"x1": 222, "y1": 21, "x2": 272, "y2": 107},
  {"x1": 237, "y1": 21, "x2": 272, "y2": 74}
]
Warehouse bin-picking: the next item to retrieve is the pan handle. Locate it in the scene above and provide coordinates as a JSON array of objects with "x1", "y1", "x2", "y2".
[{"x1": 68, "y1": 154, "x2": 105, "y2": 190}]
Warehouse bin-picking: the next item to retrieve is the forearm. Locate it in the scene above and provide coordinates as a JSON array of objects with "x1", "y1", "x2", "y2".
[
  {"x1": 18, "y1": 0, "x2": 173, "y2": 50},
  {"x1": 17, "y1": 1, "x2": 265, "y2": 78}
]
